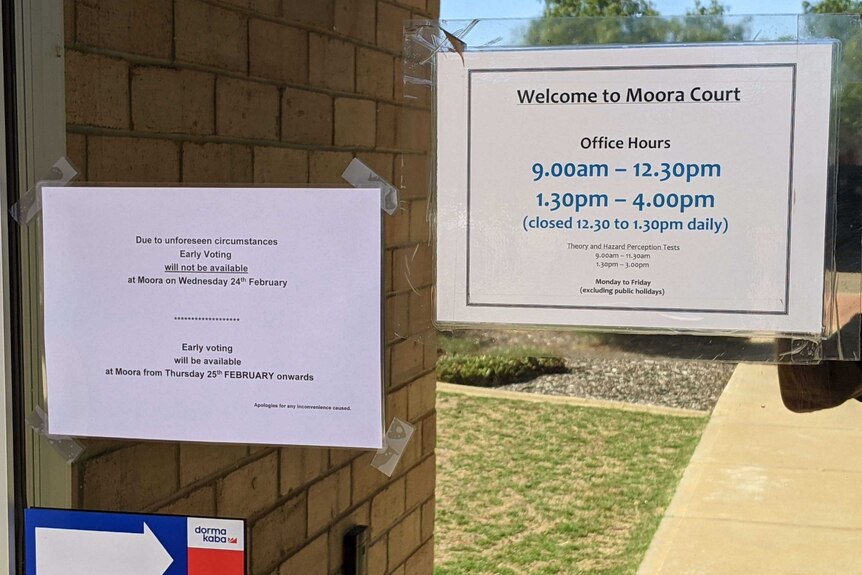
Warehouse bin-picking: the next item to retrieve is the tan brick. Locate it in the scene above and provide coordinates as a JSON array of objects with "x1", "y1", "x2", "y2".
[
  {"x1": 389, "y1": 337, "x2": 423, "y2": 388},
  {"x1": 408, "y1": 199, "x2": 429, "y2": 243},
  {"x1": 352, "y1": 452, "x2": 388, "y2": 503},
  {"x1": 77, "y1": 0, "x2": 172, "y2": 58},
  {"x1": 390, "y1": 246, "x2": 410, "y2": 293},
  {"x1": 384, "y1": 205, "x2": 410, "y2": 249},
  {"x1": 401, "y1": 0, "x2": 426, "y2": 11},
  {"x1": 327, "y1": 503, "x2": 370, "y2": 573},
  {"x1": 183, "y1": 143, "x2": 253, "y2": 183},
  {"x1": 252, "y1": 494, "x2": 307, "y2": 575},
  {"x1": 399, "y1": 425, "x2": 422, "y2": 470},
  {"x1": 391, "y1": 565, "x2": 405, "y2": 575},
  {"x1": 387, "y1": 509, "x2": 421, "y2": 568},
  {"x1": 176, "y1": 0, "x2": 248, "y2": 72},
  {"x1": 328, "y1": 449, "x2": 357, "y2": 469},
  {"x1": 357, "y1": 48, "x2": 394, "y2": 100},
  {"x1": 284, "y1": 0, "x2": 334, "y2": 27},
  {"x1": 253, "y1": 147, "x2": 308, "y2": 184},
  {"x1": 64, "y1": 0, "x2": 75, "y2": 43},
  {"x1": 157, "y1": 486, "x2": 216, "y2": 516},
  {"x1": 408, "y1": 288, "x2": 432, "y2": 335},
  {"x1": 377, "y1": 104, "x2": 398, "y2": 149},
  {"x1": 420, "y1": 498, "x2": 434, "y2": 541},
  {"x1": 307, "y1": 467, "x2": 351, "y2": 534},
  {"x1": 335, "y1": 98, "x2": 376, "y2": 147},
  {"x1": 392, "y1": 243, "x2": 431, "y2": 292},
  {"x1": 66, "y1": 51, "x2": 128, "y2": 129},
  {"x1": 385, "y1": 385, "x2": 408, "y2": 423},
  {"x1": 368, "y1": 536, "x2": 387, "y2": 574},
  {"x1": 355, "y1": 152, "x2": 393, "y2": 182},
  {"x1": 423, "y1": 330, "x2": 436, "y2": 371},
  {"x1": 250, "y1": 20, "x2": 308, "y2": 83},
  {"x1": 407, "y1": 373, "x2": 437, "y2": 422},
  {"x1": 377, "y1": 2, "x2": 411, "y2": 53},
  {"x1": 427, "y1": 0, "x2": 440, "y2": 16},
  {"x1": 281, "y1": 447, "x2": 328, "y2": 496},
  {"x1": 132, "y1": 67, "x2": 214, "y2": 135},
  {"x1": 309, "y1": 34, "x2": 355, "y2": 92},
  {"x1": 217, "y1": 78, "x2": 279, "y2": 140},
  {"x1": 66, "y1": 133, "x2": 86, "y2": 179},
  {"x1": 82, "y1": 443, "x2": 178, "y2": 511},
  {"x1": 278, "y1": 534, "x2": 328, "y2": 575},
  {"x1": 405, "y1": 455, "x2": 434, "y2": 510},
  {"x1": 251, "y1": 0, "x2": 282, "y2": 15},
  {"x1": 334, "y1": 0, "x2": 375, "y2": 43},
  {"x1": 309, "y1": 151, "x2": 353, "y2": 183},
  {"x1": 282, "y1": 88, "x2": 332, "y2": 145},
  {"x1": 77, "y1": 439, "x2": 130, "y2": 462},
  {"x1": 385, "y1": 294, "x2": 408, "y2": 343},
  {"x1": 88, "y1": 136, "x2": 179, "y2": 182},
  {"x1": 394, "y1": 58, "x2": 404, "y2": 103},
  {"x1": 397, "y1": 108, "x2": 432, "y2": 152},
  {"x1": 384, "y1": 250, "x2": 393, "y2": 293},
  {"x1": 216, "y1": 452, "x2": 279, "y2": 518},
  {"x1": 401, "y1": 65, "x2": 431, "y2": 110},
  {"x1": 412, "y1": 243, "x2": 432, "y2": 287},
  {"x1": 221, "y1": 0, "x2": 250, "y2": 7},
  {"x1": 405, "y1": 539, "x2": 433, "y2": 574},
  {"x1": 421, "y1": 413, "x2": 435, "y2": 456},
  {"x1": 370, "y1": 477, "x2": 405, "y2": 538},
  {"x1": 179, "y1": 443, "x2": 249, "y2": 486}
]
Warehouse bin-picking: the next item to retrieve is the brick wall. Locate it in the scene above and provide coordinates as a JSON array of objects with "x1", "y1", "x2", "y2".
[{"x1": 62, "y1": 1, "x2": 437, "y2": 573}]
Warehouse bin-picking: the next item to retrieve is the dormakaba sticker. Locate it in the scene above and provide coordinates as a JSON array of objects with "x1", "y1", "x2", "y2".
[
  {"x1": 371, "y1": 418, "x2": 415, "y2": 477},
  {"x1": 187, "y1": 518, "x2": 245, "y2": 569}
]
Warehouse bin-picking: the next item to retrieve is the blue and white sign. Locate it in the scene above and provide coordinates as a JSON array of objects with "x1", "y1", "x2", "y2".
[
  {"x1": 25, "y1": 508, "x2": 245, "y2": 575},
  {"x1": 436, "y1": 43, "x2": 835, "y2": 334}
]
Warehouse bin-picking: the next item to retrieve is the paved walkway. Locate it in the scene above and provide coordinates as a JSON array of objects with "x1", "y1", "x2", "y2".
[{"x1": 637, "y1": 363, "x2": 862, "y2": 575}]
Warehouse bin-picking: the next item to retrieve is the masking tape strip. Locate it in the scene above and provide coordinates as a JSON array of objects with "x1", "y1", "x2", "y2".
[
  {"x1": 342, "y1": 158, "x2": 400, "y2": 215},
  {"x1": 10, "y1": 157, "x2": 79, "y2": 224},
  {"x1": 371, "y1": 417, "x2": 415, "y2": 477},
  {"x1": 26, "y1": 406, "x2": 85, "y2": 463}
]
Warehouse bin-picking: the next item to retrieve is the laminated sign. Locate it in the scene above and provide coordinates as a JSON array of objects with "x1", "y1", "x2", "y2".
[
  {"x1": 42, "y1": 187, "x2": 383, "y2": 448},
  {"x1": 435, "y1": 43, "x2": 836, "y2": 334}
]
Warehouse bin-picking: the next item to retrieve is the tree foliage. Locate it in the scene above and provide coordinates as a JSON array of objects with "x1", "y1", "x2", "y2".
[
  {"x1": 525, "y1": 0, "x2": 746, "y2": 46},
  {"x1": 803, "y1": 0, "x2": 862, "y2": 13}
]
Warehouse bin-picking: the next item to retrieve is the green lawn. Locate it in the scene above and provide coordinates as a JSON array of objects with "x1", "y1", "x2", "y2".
[{"x1": 435, "y1": 392, "x2": 707, "y2": 575}]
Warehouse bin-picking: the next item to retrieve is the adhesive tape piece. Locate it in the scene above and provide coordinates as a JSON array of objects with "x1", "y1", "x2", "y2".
[
  {"x1": 10, "y1": 156, "x2": 79, "y2": 224},
  {"x1": 342, "y1": 158, "x2": 400, "y2": 215},
  {"x1": 26, "y1": 406, "x2": 85, "y2": 463},
  {"x1": 371, "y1": 417, "x2": 415, "y2": 477}
]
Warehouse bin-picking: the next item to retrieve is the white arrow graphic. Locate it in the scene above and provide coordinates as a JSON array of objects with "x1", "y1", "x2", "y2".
[{"x1": 35, "y1": 523, "x2": 174, "y2": 575}]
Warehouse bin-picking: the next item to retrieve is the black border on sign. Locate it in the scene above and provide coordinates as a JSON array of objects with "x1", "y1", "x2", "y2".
[{"x1": 465, "y1": 63, "x2": 797, "y2": 315}]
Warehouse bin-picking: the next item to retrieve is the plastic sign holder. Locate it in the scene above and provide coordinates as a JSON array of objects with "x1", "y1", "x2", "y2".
[{"x1": 404, "y1": 14, "x2": 862, "y2": 364}]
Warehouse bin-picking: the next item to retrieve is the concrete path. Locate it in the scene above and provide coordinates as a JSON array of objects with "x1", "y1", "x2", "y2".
[{"x1": 637, "y1": 363, "x2": 862, "y2": 575}]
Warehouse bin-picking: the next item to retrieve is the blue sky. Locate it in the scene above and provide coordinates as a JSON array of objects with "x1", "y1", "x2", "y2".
[{"x1": 441, "y1": 0, "x2": 810, "y2": 20}]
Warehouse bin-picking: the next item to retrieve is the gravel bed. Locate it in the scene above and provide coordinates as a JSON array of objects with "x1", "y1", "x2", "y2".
[{"x1": 496, "y1": 355, "x2": 736, "y2": 412}]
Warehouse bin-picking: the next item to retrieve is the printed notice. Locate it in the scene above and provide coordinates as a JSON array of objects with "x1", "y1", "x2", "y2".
[
  {"x1": 42, "y1": 187, "x2": 383, "y2": 449},
  {"x1": 436, "y1": 43, "x2": 834, "y2": 334}
]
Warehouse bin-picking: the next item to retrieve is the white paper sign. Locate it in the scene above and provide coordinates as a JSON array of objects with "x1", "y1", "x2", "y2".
[
  {"x1": 436, "y1": 43, "x2": 835, "y2": 334},
  {"x1": 43, "y1": 187, "x2": 383, "y2": 449}
]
